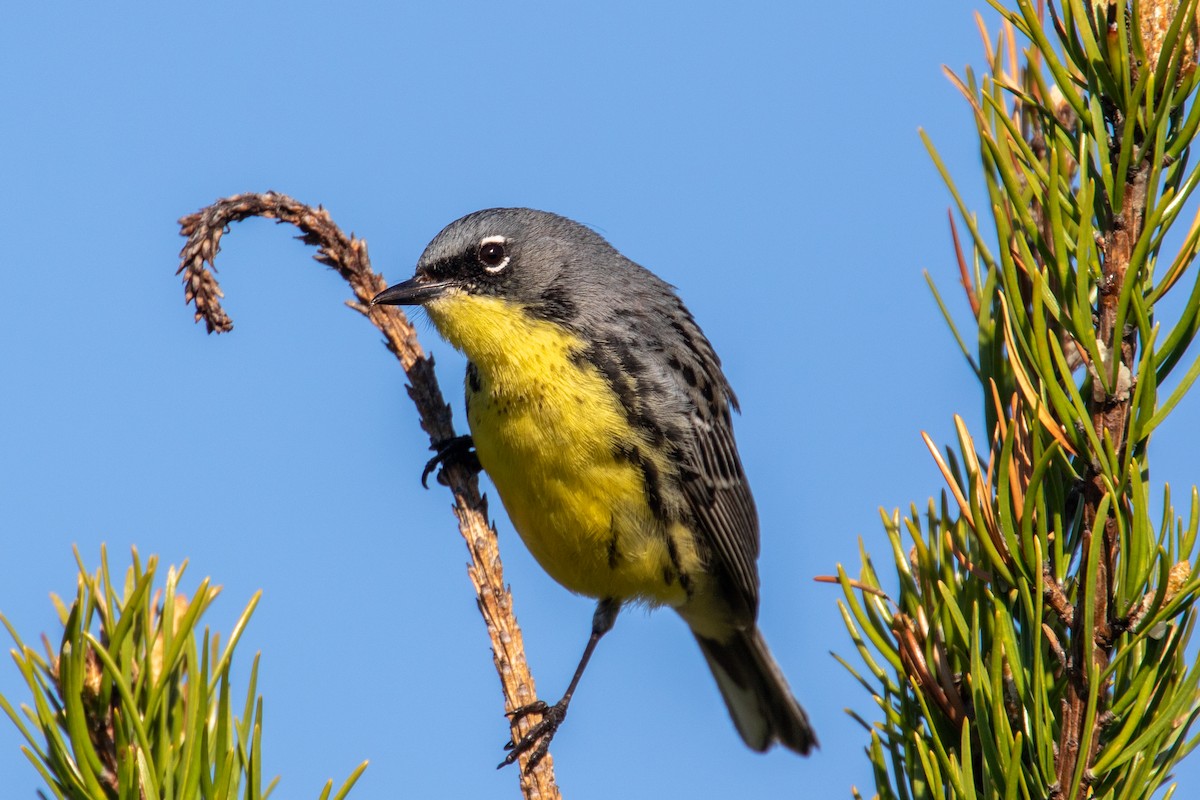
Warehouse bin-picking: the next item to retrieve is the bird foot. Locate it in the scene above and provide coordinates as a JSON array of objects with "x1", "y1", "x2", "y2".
[
  {"x1": 498, "y1": 699, "x2": 568, "y2": 772},
  {"x1": 421, "y1": 435, "x2": 480, "y2": 488}
]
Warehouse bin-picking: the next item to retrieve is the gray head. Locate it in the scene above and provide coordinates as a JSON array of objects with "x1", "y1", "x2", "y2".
[{"x1": 372, "y1": 208, "x2": 676, "y2": 329}]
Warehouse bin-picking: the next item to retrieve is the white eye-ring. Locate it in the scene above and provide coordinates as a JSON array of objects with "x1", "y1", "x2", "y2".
[{"x1": 478, "y1": 235, "x2": 510, "y2": 273}]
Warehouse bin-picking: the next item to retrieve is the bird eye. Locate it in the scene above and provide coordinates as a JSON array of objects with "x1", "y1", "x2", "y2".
[
  {"x1": 477, "y1": 237, "x2": 509, "y2": 273},
  {"x1": 479, "y1": 242, "x2": 505, "y2": 265}
]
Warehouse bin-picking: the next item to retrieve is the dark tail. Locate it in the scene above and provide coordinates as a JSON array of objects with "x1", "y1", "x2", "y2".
[{"x1": 694, "y1": 626, "x2": 816, "y2": 755}]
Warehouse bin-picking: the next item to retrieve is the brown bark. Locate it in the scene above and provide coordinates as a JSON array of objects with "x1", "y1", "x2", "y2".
[{"x1": 1053, "y1": 162, "x2": 1147, "y2": 797}]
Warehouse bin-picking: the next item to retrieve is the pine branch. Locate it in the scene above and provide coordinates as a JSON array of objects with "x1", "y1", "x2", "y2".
[
  {"x1": 837, "y1": 3, "x2": 1200, "y2": 799},
  {"x1": 0, "y1": 546, "x2": 368, "y2": 799}
]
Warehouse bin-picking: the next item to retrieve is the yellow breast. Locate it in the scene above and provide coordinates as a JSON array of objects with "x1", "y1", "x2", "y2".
[{"x1": 424, "y1": 291, "x2": 697, "y2": 606}]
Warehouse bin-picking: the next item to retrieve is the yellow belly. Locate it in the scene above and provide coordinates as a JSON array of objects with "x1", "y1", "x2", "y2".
[{"x1": 425, "y1": 292, "x2": 697, "y2": 606}]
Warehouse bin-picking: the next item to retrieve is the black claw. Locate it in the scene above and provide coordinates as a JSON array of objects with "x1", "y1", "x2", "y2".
[
  {"x1": 523, "y1": 738, "x2": 552, "y2": 773},
  {"x1": 497, "y1": 700, "x2": 568, "y2": 772},
  {"x1": 506, "y1": 700, "x2": 548, "y2": 724},
  {"x1": 421, "y1": 435, "x2": 480, "y2": 488}
]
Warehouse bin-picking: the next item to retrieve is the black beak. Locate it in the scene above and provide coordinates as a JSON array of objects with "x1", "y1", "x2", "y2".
[{"x1": 371, "y1": 276, "x2": 454, "y2": 306}]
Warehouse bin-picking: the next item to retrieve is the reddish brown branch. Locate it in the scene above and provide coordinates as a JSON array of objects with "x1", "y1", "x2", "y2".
[
  {"x1": 1042, "y1": 565, "x2": 1074, "y2": 627},
  {"x1": 1053, "y1": 156, "x2": 1147, "y2": 800},
  {"x1": 176, "y1": 191, "x2": 561, "y2": 799}
]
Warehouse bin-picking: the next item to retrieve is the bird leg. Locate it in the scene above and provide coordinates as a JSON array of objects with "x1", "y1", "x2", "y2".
[
  {"x1": 421, "y1": 434, "x2": 480, "y2": 488},
  {"x1": 498, "y1": 598, "x2": 621, "y2": 772}
]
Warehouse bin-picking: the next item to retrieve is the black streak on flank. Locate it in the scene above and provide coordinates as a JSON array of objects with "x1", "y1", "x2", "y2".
[
  {"x1": 637, "y1": 449, "x2": 665, "y2": 521},
  {"x1": 572, "y1": 344, "x2": 639, "y2": 423},
  {"x1": 607, "y1": 521, "x2": 620, "y2": 570},
  {"x1": 466, "y1": 361, "x2": 482, "y2": 394},
  {"x1": 610, "y1": 340, "x2": 668, "y2": 447},
  {"x1": 614, "y1": 443, "x2": 666, "y2": 521},
  {"x1": 665, "y1": 534, "x2": 693, "y2": 597},
  {"x1": 615, "y1": 441, "x2": 689, "y2": 594}
]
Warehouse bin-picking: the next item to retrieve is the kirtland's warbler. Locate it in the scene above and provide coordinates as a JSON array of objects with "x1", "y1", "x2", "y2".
[{"x1": 373, "y1": 208, "x2": 815, "y2": 768}]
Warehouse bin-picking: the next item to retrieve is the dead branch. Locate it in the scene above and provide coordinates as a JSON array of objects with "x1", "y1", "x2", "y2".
[{"x1": 176, "y1": 191, "x2": 561, "y2": 799}]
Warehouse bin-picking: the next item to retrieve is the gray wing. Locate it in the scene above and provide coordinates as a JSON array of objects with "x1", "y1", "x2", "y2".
[
  {"x1": 662, "y1": 303, "x2": 760, "y2": 624},
  {"x1": 585, "y1": 294, "x2": 761, "y2": 624}
]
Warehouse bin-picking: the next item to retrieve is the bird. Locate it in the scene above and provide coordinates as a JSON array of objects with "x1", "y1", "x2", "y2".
[{"x1": 372, "y1": 208, "x2": 815, "y2": 769}]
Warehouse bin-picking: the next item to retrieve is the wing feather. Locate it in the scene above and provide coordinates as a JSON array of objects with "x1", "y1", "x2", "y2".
[{"x1": 591, "y1": 294, "x2": 760, "y2": 623}]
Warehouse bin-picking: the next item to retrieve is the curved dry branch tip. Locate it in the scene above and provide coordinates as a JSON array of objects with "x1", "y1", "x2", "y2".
[{"x1": 175, "y1": 191, "x2": 382, "y2": 334}]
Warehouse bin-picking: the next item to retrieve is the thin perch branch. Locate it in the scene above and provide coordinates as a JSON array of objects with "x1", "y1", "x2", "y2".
[{"x1": 176, "y1": 191, "x2": 561, "y2": 800}]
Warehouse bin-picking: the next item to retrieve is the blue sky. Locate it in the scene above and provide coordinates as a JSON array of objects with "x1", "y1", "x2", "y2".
[{"x1": 2, "y1": 3, "x2": 1199, "y2": 798}]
